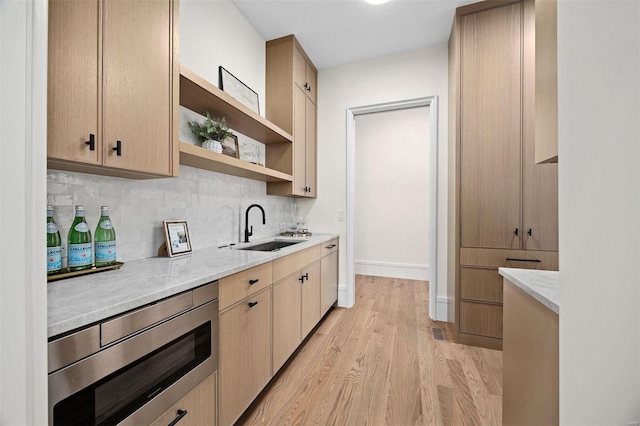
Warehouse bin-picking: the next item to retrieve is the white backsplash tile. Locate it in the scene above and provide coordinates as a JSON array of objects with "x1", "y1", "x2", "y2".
[{"x1": 47, "y1": 166, "x2": 294, "y2": 264}]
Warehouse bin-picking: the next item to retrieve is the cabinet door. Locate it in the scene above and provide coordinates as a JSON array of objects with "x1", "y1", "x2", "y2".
[
  {"x1": 293, "y1": 45, "x2": 307, "y2": 92},
  {"x1": 272, "y1": 274, "x2": 301, "y2": 373},
  {"x1": 522, "y1": 0, "x2": 558, "y2": 251},
  {"x1": 292, "y1": 86, "x2": 308, "y2": 196},
  {"x1": 320, "y1": 250, "x2": 338, "y2": 316},
  {"x1": 219, "y1": 289, "x2": 271, "y2": 426},
  {"x1": 305, "y1": 62, "x2": 317, "y2": 103},
  {"x1": 102, "y1": 0, "x2": 173, "y2": 175},
  {"x1": 460, "y1": 2, "x2": 523, "y2": 249},
  {"x1": 305, "y1": 97, "x2": 317, "y2": 197},
  {"x1": 301, "y1": 261, "x2": 321, "y2": 339},
  {"x1": 149, "y1": 372, "x2": 217, "y2": 426},
  {"x1": 47, "y1": 0, "x2": 100, "y2": 165}
]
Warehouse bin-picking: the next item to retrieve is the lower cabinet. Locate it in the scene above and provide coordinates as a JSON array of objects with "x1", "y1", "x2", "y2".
[
  {"x1": 219, "y1": 287, "x2": 272, "y2": 426},
  {"x1": 301, "y1": 261, "x2": 321, "y2": 339},
  {"x1": 320, "y1": 240, "x2": 339, "y2": 316},
  {"x1": 149, "y1": 372, "x2": 217, "y2": 426}
]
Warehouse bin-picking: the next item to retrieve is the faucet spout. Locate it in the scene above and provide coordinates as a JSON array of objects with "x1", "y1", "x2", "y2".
[{"x1": 244, "y1": 204, "x2": 266, "y2": 243}]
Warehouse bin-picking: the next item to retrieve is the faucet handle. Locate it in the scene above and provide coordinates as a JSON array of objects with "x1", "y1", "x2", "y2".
[{"x1": 248, "y1": 225, "x2": 253, "y2": 237}]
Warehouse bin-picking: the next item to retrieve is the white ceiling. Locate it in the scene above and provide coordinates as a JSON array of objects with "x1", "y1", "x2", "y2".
[{"x1": 232, "y1": 0, "x2": 477, "y2": 69}]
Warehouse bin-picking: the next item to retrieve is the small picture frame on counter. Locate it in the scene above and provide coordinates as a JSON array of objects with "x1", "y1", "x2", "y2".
[{"x1": 163, "y1": 220, "x2": 192, "y2": 257}]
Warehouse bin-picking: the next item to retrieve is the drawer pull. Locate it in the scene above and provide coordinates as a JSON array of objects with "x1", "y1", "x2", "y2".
[
  {"x1": 249, "y1": 279, "x2": 259, "y2": 285},
  {"x1": 325, "y1": 244, "x2": 336, "y2": 249},
  {"x1": 248, "y1": 301, "x2": 258, "y2": 308},
  {"x1": 506, "y1": 257, "x2": 541, "y2": 263},
  {"x1": 168, "y1": 409, "x2": 188, "y2": 426},
  {"x1": 85, "y1": 134, "x2": 95, "y2": 151}
]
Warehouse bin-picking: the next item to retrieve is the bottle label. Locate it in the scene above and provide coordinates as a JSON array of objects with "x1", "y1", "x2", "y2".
[
  {"x1": 68, "y1": 243, "x2": 93, "y2": 267},
  {"x1": 74, "y1": 222, "x2": 90, "y2": 232},
  {"x1": 95, "y1": 241, "x2": 116, "y2": 263},
  {"x1": 47, "y1": 246, "x2": 62, "y2": 272},
  {"x1": 100, "y1": 220, "x2": 113, "y2": 230},
  {"x1": 47, "y1": 222, "x2": 59, "y2": 234}
]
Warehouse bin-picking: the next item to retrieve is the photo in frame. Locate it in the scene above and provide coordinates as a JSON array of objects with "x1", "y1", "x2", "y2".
[
  {"x1": 163, "y1": 220, "x2": 192, "y2": 257},
  {"x1": 221, "y1": 134, "x2": 239, "y2": 159},
  {"x1": 219, "y1": 66, "x2": 260, "y2": 115}
]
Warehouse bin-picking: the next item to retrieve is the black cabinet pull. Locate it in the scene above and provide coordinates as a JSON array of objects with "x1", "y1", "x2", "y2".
[
  {"x1": 299, "y1": 276, "x2": 305, "y2": 283},
  {"x1": 168, "y1": 409, "x2": 188, "y2": 426},
  {"x1": 326, "y1": 244, "x2": 336, "y2": 249},
  {"x1": 113, "y1": 140, "x2": 122, "y2": 156},
  {"x1": 514, "y1": 228, "x2": 519, "y2": 236},
  {"x1": 85, "y1": 134, "x2": 95, "y2": 151},
  {"x1": 249, "y1": 279, "x2": 259, "y2": 285},
  {"x1": 303, "y1": 273, "x2": 309, "y2": 280},
  {"x1": 248, "y1": 301, "x2": 258, "y2": 308},
  {"x1": 506, "y1": 257, "x2": 541, "y2": 263},
  {"x1": 527, "y1": 228, "x2": 532, "y2": 236}
]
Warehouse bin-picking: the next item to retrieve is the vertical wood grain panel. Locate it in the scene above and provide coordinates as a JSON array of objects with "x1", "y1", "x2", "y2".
[
  {"x1": 305, "y1": 98, "x2": 317, "y2": 197},
  {"x1": 292, "y1": 86, "x2": 307, "y2": 196},
  {"x1": 522, "y1": 0, "x2": 559, "y2": 251},
  {"x1": 320, "y1": 249, "x2": 338, "y2": 316},
  {"x1": 459, "y1": 301, "x2": 503, "y2": 338},
  {"x1": 47, "y1": 0, "x2": 100, "y2": 165},
  {"x1": 460, "y1": 2, "x2": 523, "y2": 249},
  {"x1": 272, "y1": 274, "x2": 301, "y2": 373},
  {"x1": 301, "y1": 261, "x2": 320, "y2": 339},
  {"x1": 102, "y1": 0, "x2": 172, "y2": 175},
  {"x1": 503, "y1": 279, "x2": 558, "y2": 425}
]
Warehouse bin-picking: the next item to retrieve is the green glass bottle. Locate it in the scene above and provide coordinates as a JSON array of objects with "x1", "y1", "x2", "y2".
[
  {"x1": 94, "y1": 206, "x2": 116, "y2": 267},
  {"x1": 46, "y1": 205, "x2": 62, "y2": 275},
  {"x1": 67, "y1": 205, "x2": 93, "y2": 271}
]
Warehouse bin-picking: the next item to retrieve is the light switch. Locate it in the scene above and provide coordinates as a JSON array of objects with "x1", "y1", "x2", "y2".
[{"x1": 338, "y1": 210, "x2": 345, "y2": 221}]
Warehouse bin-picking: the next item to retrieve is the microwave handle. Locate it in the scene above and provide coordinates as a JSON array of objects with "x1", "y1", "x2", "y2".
[{"x1": 168, "y1": 409, "x2": 188, "y2": 426}]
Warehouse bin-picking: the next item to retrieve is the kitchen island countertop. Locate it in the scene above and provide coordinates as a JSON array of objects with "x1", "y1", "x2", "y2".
[
  {"x1": 48, "y1": 233, "x2": 338, "y2": 338},
  {"x1": 498, "y1": 267, "x2": 559, "y2": 314}
]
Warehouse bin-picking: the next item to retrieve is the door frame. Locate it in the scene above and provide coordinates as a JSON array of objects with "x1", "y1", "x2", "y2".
[{"x1": 345, "y1": 96, "x2": 438, "y2": 318}]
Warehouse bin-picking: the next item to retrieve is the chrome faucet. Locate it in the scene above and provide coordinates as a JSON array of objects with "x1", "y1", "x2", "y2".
[{"x1": 244, "y1": 204, "x2": 266, "y2": 243}]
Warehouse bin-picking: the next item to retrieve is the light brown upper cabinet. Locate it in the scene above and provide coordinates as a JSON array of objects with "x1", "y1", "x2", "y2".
[
  {"x1": 47, "y1": 0, "x2": 178, "y2": 179},
  {"x1": 265, "y1": 35, "x2": 318, "y2": 197},
  {"x1": 458, "y1": 0, "x2": 558, "y2": 253},
  {"x1": 535, "y1": 0, "x2": 558, "y2": 163},
  {"x1": 450, "y1": 0, "x2": 558, "y2": 350}
]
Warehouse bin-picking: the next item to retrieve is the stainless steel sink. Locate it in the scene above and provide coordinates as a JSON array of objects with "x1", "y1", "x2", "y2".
[{"x1": 238, "y1": 240, "x2": 302, "y2": 252}]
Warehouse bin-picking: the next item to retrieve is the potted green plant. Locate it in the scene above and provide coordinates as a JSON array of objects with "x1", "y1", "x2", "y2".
[{"x1": 187, "y1": 113, "x2": 233, "y2": 153}]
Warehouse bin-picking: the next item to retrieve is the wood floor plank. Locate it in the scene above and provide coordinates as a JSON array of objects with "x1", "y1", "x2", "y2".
[{"x1": 238, "y1": 275, "x2": 503, "y2": 426}]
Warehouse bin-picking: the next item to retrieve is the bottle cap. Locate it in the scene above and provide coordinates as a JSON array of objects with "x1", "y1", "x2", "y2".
[
  {"x1": 46, "y1": 205, "x2": 52, "y2": 210},
  {"x1": 75, "y1": 205, "x2": 84, "y2": 210},
  {"x1": 101, "y1": 206, "x2": 109, "y2": 210}
]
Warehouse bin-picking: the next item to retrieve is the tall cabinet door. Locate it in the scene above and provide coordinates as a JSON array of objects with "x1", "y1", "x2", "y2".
[
  {"x1": 47, "y1": 0, "x2": 100, "y2": 165},
  {"x1": 460, "y1": 2, "x2": 523, "y2": 250},
  {"x1": 292, "y1": 87, "x2": 308, "y2": 196},
  {"x1": 102, "y1": 0, "x2": 173, "y2": 175},
  {"x1": 301, "y1": 261, "x2": 321, "y2": 339},
  {"x1": 522, "y1": 0, "x2": 559, "y2": 251},
  {"x1": 305, "y1": 98, "x2": 317, "y2": 197}
]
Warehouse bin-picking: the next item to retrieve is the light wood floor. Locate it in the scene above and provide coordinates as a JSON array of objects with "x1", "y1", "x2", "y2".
[{"x1": 238, "y1": 275, "x2": 503, "y2": 426}]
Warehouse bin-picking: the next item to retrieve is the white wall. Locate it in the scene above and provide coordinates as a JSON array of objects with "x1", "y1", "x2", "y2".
[
  {"x1": 558, "y1": 0, "x2": 640, "y2": 423},
  {"x1": 299, "y1": 45, "x2": 449, "y2": 317},
  {"x1": 0, "y1": 0, "x2": 48, "y2": 423},
  {"x1": 354, "y1": 106, "x2": 430, "y2": 280}
]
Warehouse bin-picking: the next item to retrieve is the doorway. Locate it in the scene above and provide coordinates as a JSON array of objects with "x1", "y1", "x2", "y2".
[{"x1": 345, "y1": 97, "x2": 438, "y2": 319}]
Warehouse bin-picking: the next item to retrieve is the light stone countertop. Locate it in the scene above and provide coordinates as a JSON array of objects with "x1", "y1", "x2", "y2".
[
  {"x1": 498, "y1": 268, "x2": 559, "y2": 315},
  {"x1": 48, "y1": 233, "x2": 339, "y2": 338}
]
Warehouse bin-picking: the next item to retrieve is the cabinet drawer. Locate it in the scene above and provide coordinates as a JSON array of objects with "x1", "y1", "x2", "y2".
[
  {"x1": 273, "y1": 245, "x2": 321, "y2": 282},
  {"x1": 321, "y1": 238, "x2": 339, "y2": 257},
  {"x1": 460, "y1": 267, "x2": 503, "y2": 303},
  {"x1": 460, "y1": 247, "x2": 558, "y2": 270},
  {"x1": 459, "y1": 301, "x2": 503, "y2": 339},
  {"x1": 219, "y1": 262, "x2": 273, "y2": 310},
  {"x1": 149, "y1": 372, "x2": 217, "y2": 426}
]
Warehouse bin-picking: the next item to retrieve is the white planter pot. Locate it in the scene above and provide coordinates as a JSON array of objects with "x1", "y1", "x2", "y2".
[{"x1": 202, "y1": 139, "x2": 222, "y2": 154}]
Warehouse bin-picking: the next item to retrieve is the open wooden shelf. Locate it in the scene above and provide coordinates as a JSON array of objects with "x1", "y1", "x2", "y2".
[
  {"x1": 179, "y1": 142, "x2": 293, "y2": 183},
  {"x1": 180, "y1": 65, "x2": 293, "y2": 145}
]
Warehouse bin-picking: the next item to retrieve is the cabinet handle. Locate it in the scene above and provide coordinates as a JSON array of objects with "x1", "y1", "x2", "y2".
[
  {"x1": 249, "y1": 279, "x2": 259, "y2": 285},
  {"x1": 303, "y1": 273, "x2": 309, "y2": 280},
  {"x1": 304, "y1": 82, "x2": 309, "y2": 90},
  {"x1": 113, "y1": 140, "x2": 122, "y2": 156},
  {"x1": 248, "y1": 301, "x2": 258, "y2": 308},
  {"x1": 85, "y1": 134, "x2": 95, "y2": 151},
  {"x1": 168, "y1": 409, "x2": 188, "y2": 426},
  {"x1": 514, "y1": 228, "x2": 519, "y2": 236},
  {"x1": 325, "y1": 244, "x2": 336, "y2": 249},
  {"x1": 299, "y1": 276, "x2": 305, "y2": 283},
  {"x1": 506, "y1": 257, "x2": 541, "y2": 263},
  {"x1": 527, "y1": 228, "x2": 532, "y2": 236}
]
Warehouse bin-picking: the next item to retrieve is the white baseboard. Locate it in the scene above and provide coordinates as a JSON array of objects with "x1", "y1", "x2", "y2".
[
  {"x1": 435, "y1": 296, "x2": 450, "y2": 322},
  {"x1": 354, "y1": 260, "x2": 429, "y2": 281},
  {"x1": 338, "y1": 285, "x2": 349, "y2": 308}
]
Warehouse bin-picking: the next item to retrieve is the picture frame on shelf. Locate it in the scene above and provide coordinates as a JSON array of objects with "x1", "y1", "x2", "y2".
[
  {"x1": 221, "y1": 134, "x2": 239, "y2": 159},
  {"x1": 219, "y1": 66, "x2": 260, "y2": 115},
  {"x1": 163, "y1": 220, "x2": 192, "y2": 257}
]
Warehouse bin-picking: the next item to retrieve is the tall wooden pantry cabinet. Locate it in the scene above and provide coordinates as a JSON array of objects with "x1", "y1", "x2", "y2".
[{"x1": 449, "y1": 0, "x2": 559, "y2": 350}]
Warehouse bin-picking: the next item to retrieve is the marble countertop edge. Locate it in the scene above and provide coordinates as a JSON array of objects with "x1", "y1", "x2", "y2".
[
  {"x1": 48, "y1": 233, "x2": 339, "y2": 338},
  {"x1": 498, "y1": 267, "x2": 559, "y2": 315}
]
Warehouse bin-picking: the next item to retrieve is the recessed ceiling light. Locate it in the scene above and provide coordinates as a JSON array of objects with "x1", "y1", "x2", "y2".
[{"x1": 364, "y1": 0, "x2": 391, "y2": 5}]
